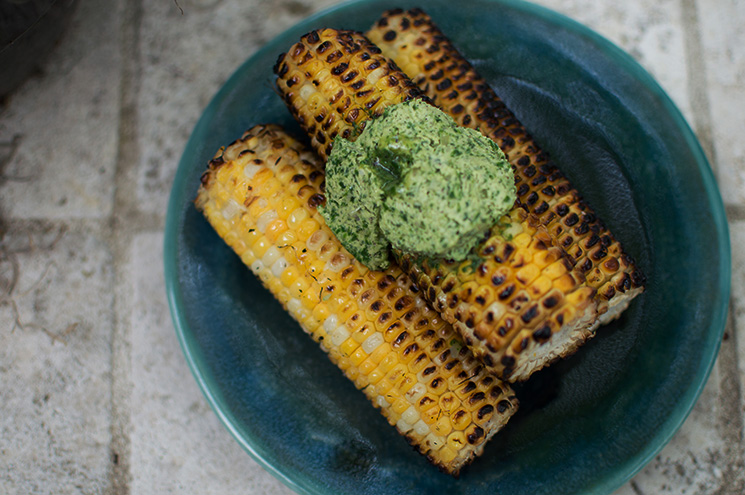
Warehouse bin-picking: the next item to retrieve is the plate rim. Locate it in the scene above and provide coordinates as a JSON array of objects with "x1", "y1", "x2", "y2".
[{"x1": 163, "y1": 0, "x2": 732, "y2": 493}]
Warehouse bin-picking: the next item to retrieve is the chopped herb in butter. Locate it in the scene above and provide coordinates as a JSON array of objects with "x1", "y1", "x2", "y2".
[{"x1": 320, "y1": 99, "x2": 516, "y2": 270}]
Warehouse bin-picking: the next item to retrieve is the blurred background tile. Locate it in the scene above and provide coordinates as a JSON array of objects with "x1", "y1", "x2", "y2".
[
  {"x1": 0, "y1": 223, "x2": 114, "y2": 493},
  {"x1": 0, "y1": 1, "x2": 123, "y2": 220},
  {"x1": 128, "y1": 232, "x2": 295, "y2": 494}
]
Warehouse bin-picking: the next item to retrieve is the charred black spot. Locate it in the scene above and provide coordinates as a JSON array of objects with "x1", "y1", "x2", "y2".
[
  {"x1": 477, "y1": 404, "x2": 494, "y2": 420},
  {"x1": 498, "y1": 284, "x2": 515, "y2": 300},
  {"x1": 533, "y1": 325, "x2": 551, "y2": 341},
  {"x1": 592, "y1": 247, "x2": 608, "y2": 261},
  {"x1": 469, "y1": 392, "x2": 486, "y2": 406},
  {"x1": 574, "y1": 222, "x2": 590, "y2": 235},
  {"x1": 436, "y1": 78, "x2": 452, "y2": 91},
  {"x1": 393, "y1": 331, "x2": 409, "y2": 347},
  {"x1": 565, "y1": 213, "x2": 579, "y2": 226},
  {"x1": 497, "y1": 399, "x2": 512, "y2": 413},
  {"x1": 542, "y1": 296, "x2": 558, "y2": 309},
  {"x1": 402, "y1": 342, "x2": 418, "y2": 356},
  {"x1": 307, "y1": 193, "x2": 325, "y2": 209},
  {"x1": 462, "y1": 381, "x2": 476, "y2": 394},
  {"x1": 534, "y1": 201, "x2": 549, "y2": 215},
  {"x1": 585, "y1": 234, "x2": 600, "y2": 248},
  {"x1": 531, "y1": 175, "x2": 547, "y2": 186},
  {"x1": 520, "y1": 304, "x2": 538, "y2": 323}
]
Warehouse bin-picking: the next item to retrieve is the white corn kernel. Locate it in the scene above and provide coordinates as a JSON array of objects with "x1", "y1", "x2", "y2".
[
  {"x1": 250, "y1": 260, "x2": 264, "y2": 274},
  {"x1": 362, "y1": 333, "x2": 384, "y2": 354},
  {"x1": 257, "y1": 210, "x2": 278, "y2": 233},
  {"x1": 325, "y1": 252, "x2": 350, "y2": 272},
  {"x1": 413, "y1": 419, "x2": 430, "y2": 436},
  {"x1": 262, "y1": 246, "x2": 281, "y2": 266},
  {"x1": 287, "y1": 298, "x2": 303, "y2": 314},
  {"x1": 222, "y1": 199, "x2": 242, "y2": 220},
  {"x1": 271, "y1": 258, "x2": 288, "y2": 278},
  {"x1": 396, "y1": 418, "x2": 413, "y2": 433},
  {"x1": 367, "y1": 67, "x2": 386, "y2": 85},
  {"x1": 425, "y1": 433, "x2": 445, "y2": 451},
  {"x1": 405, "y1": 383, "x2": 426, "y2": 403},
  {"x1": 323, "y1": 315, "x2": 339, "y2": 333},
  {"x1": 402, "y1": 406, "x2": 419, "y2": 425},
  {"x1": 243, "y1": 162, "x2": 262, "y2": 178},
  {"x1": 299, "y1": 83, "x2": 315, "y2": 102},
  {"x1": 330, "y1": 325, "x2": 350, "y2": 346}
]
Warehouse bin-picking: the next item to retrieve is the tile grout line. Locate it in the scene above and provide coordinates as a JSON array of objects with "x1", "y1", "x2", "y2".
[
  {"x1": 680, "y1": 1, "x2": 744, "y2": 494},
  {"x1": 108, "y1": 0, "x2": 144, "y2": 494}
]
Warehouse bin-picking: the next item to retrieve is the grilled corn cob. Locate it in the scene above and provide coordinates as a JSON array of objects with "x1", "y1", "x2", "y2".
[
  {"x1": 274, "y1": 29, "x2": 603, "y2": 381},
  {"x1": 397, "y1": 208, "x2": 597, "y2": 381},
  {"x1": 366, "y1": 8, "x2": 645, "y2": 326},
  {"x1": 273, "y1": 28, "x2": 425, "y2": 161},
  {"x1": 195, "y1": 124, "x2": 518, "y2": 475}
]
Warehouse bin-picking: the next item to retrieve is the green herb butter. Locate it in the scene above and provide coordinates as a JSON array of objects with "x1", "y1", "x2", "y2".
[{"x1": 320, "y1": 99, "x2": 516, "y2": 270}]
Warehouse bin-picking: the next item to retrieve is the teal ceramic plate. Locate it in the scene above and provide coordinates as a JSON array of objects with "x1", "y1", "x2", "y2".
[{"x1": 164, "y1": 1, "x2": 730, "y2": 493}]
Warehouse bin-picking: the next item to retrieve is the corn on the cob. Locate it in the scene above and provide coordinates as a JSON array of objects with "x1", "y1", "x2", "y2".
[
  {"x1": 273, "y1": 28, "x2": 604, "y2": 381},
  {"x1": 397, "y1": 208, "x2": 597, "y2": 381},
  {"x1": 366, "y1": 8, "x2": 645, "y2": 326},
  {"x1": 273, "y1": 28, "x2": 425, "y2": 161},
  {"x1": 195, "y1": 124, "x2": 518, "y2": 475}
]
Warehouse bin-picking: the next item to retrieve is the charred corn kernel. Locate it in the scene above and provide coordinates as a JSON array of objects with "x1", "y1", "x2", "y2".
[
  {"x1": 448, "y1": 430, "x2": 467, "y2": 449},
  {"x1": 399, "y1": 373, "x2": 417, "y2": 395},
  {"x1": 368, "y1": 7, "x2": 644, "y2": 328},
  {"x1": 195, "y1": 124, "x2": 518, "y2": 476},
  {"x1": 273, "y1": 28, "x2": 426, "y2": 161}
]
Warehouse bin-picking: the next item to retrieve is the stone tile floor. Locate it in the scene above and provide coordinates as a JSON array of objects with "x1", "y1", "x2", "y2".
[{"x1": 0, "y1": 0, "x2": 742, "y2": 493}]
